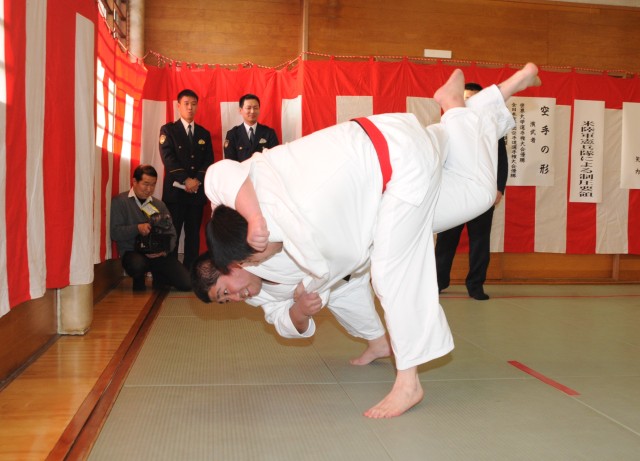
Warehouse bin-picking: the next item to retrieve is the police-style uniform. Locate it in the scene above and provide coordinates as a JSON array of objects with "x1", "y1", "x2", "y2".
[
  {"x1": 224, "y1": 123, "x2": 279, "y2": 162},
  {"x1": 159, "y1": 119, "x2": 214, "y2": 269}
]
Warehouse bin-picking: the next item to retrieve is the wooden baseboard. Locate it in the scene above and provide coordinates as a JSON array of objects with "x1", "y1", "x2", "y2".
[{"x1": 0, "y1": 259, "x2": 124, "y2": 386}]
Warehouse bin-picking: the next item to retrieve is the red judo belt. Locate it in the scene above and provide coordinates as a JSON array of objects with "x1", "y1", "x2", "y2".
[{"x1": 352, "y1": 117, "x2": 392, "y2": 192}]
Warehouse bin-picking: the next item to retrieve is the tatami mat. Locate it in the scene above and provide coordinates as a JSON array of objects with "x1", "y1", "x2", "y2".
[{"x1": 88, "y1": 285, "x2": 640, "y2": 460}]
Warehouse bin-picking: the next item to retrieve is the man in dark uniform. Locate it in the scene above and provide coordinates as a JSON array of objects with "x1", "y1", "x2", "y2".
[
  {"x1": 435, "y1": 82, "x2": 508, "y2": 301},
  {"x1": 224, "y1": 93, "x2": 279, "y2": 162},
  {"x1": 159, "y1": 88, "x2": 214, "y2": 270}
]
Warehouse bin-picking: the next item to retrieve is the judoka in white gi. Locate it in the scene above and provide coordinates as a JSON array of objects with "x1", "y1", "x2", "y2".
[
  {"x1": 192, "y1": 245, "x2": 391, "y2": 366},
  {"x1": 200, "y1": 64, "x2": 542, "y2": 418}
]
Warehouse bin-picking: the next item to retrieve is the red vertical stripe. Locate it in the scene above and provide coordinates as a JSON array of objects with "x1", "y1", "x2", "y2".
[
  {"x1": 566, "y1": 203, "x2": 597, "y2": 253},
  {"x1": 301, "y1": 60, "x2": 338, "y2": 135},
  {"x1": 43, "y1": 3, "x2": 78, "y2": 287},
  {"x1": 4, "y1": 0, "x2": 30, "y2": 306}
]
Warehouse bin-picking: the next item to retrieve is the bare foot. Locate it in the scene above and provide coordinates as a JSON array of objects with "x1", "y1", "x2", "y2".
[
  {"x1": 434, "y1": 68, "x2": 465, "y2": 112},
  {"x1": 350, "y1": 335, "x2": 392, "y2": 366},
  {"x1": 498, "y1": 62, "x2": 542, "y2": 100},
  {"x1": 363, "y1": 368, "x2": 424, "y2": 418}
]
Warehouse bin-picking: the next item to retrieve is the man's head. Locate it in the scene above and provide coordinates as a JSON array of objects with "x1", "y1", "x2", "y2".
[
  {"x1": 464, "y1": 82, "x2": 483, "y2": 101},
  {"x1": 238, "y1": 93, "x2": 261, "y2": 125},
  {"x1": 132, "y1": 164, "x2": 158, "y2": 200},
  {"x1": 191, "y1": 252, "x2": 263, "y2": 304},
  {"x1": 206, "y1": 205, "x2": 257, "y2": 274},
  {"x1": 177, "y1": 89, "x2": 199, "y2": 123}
]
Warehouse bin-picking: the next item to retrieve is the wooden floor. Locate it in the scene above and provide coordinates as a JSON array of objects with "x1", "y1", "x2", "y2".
[{"x1": 0, "y1": 278, "x2": 159, "y2": 461}]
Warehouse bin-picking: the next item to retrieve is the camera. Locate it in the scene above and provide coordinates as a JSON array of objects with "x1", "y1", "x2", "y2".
[{"x1": 135, "y1": 212, "x2": 172, "y2": 254}]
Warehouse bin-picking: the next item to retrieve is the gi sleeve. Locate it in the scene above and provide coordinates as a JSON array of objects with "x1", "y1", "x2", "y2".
[
  {"x1": 246, "y1": 297, "x2": 317, "y2": 338},
  {"x1": 204, "y1": 159, "x2": 252, "y2": 208}
]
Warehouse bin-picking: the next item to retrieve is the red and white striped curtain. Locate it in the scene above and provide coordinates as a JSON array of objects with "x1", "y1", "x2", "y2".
[
  {"x1": 2, "y1": 1, "x2": 639, "y2": 318},
  {"x1": 142, "y1": 60, "x2": 640, "y2": 256},
  {"x1": 0, "y1": 0, "x2": 146, "y2": 317}
]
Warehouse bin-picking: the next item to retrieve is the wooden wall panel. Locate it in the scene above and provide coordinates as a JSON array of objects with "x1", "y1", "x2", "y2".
[
  {"x1": 449, "y1": 253, "x2": 640, "y2": 284},
  {"x1": 501, "y1": 253, "x2": 615, "y2": 280},
  {"x1": 144, "y1": 1, "x2": 640, "y2": 71},
  {"x1": 0, "y1": 291, "x2": 56, "y2": 386},
  {"x1": 306, "y1": 0, "x2": 640, "y2": 72},
  {"x1": 145, "y1": 0, "x2": 302, "y2": 66}
]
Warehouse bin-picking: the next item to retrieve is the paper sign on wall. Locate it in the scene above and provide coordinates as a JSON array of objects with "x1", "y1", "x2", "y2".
[
  {"x1": 570, "y1": 100, "x2": 605, "y2": 203},
  {"x1": 505, "y1": 97, "x2": 556, "y2": 186}
]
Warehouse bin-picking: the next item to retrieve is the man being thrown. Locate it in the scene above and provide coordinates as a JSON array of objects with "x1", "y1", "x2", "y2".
[
  {"x1": 202, "y1": 64, "x2": 542, "y2": 418},
  {"x1": 192, "y1": 218, "x2": 391, "y2": 367}
]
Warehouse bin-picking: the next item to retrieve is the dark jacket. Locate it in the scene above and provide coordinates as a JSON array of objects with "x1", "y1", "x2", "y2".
[
  {"x1": 159, "y1": 120, "x2": 214, "y2": 203},
  {"x1": 224, "y1": 123, "x2": 279, "y2": 162},
  {"x1": 497, "y1": 137, "x2": 508, "y2": 193}
]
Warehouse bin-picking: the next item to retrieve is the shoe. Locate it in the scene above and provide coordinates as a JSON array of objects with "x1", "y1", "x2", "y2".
[
  {"x1": 152, "y1": 281, "x2": 169, "y2": 290},
  {"x1": 132, "y1": 277, "x2": 146, "y2": 291},
  {"x1": 469, "y1": 291, "x2": 489, "y2": 301}
]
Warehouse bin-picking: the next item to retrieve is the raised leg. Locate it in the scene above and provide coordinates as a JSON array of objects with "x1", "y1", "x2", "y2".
[{"x1": 497, "y1": 63, "x2": 541, "y2": 100}]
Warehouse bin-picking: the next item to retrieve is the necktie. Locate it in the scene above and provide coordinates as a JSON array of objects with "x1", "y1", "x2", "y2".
[
  {"x1": 249, "y1": 126, "x2": 255, "y2": 144},
  {"x1": 187, "y1": 124, "x2": 193, "y2": 144}
]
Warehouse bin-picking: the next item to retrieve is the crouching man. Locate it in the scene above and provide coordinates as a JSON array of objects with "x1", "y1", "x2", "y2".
[{"x1": 110, "y1": 164, "x2": 191, "y2": 291}]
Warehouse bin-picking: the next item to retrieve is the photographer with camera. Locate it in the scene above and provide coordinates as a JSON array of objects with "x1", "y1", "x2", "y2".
[{"x1": 110, "y1": 164, "x2": 191, "y2": 291}]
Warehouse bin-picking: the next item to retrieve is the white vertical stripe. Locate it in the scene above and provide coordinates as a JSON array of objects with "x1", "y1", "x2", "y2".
[
  {"x1": 93, "y1": 141, "x2": 105, "y2": 263},
  {"x1": 281, "y1": 96, "x2": 302, "y2": 143},
  {"x1": 0, "y1": 0, "x2": 9, "y2": 315},
  {"x1": 596, "y1": 109, "x2": 628, "y2": 254},
  {"x1": 490, "y1": 196, "x2": 505, "y2": 252},
  {"x1": 141, "y1": 99, "x2": 166, "y2": 199},
  {"x1": 104, "y1": 78, "x2": 116, "y2": 259},
  {"x1": 406, "y1": 97, "x2": 441, "y2": 127},
  {"x1": 535, "y1": 105, "x2": 570, "y2": 253},
  {"x1": 336, "y1": 96, "x2": 372, "y2": 124},
  {"x1": 220, "y1": 100, "x2": 241, "y2": 157},
  {"x1": 70, "y1": 14, "x2": 95, "y2": 284},
  {"x1": 25, "y1": 0, "x2": 47, "y2": 298},
  {"x1": 118, "y1": 94, "x2": 134, "y2": 195},
  {"x1": 94, "y1": 59, "x2": 106, "y2": 262}
]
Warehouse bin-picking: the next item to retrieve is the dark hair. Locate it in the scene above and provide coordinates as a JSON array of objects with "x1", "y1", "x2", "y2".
[
  {"x1": 464, "y1": 82, "x2": 483, "y2": 92},
  {"x1": 177, "y1": 88, "x2": 198, "y2": 102},
  {"x1": 239, "y1": 93, "x2": 260, "y2": 108},
  {"x1": 206, "y1": 205, "x2": 257, "y2": 274},
  {"x1": 205, "y1": 205, "x2": 256, "y2": 275},
  {"x1": 191, "y1": 252, "x2": 219, "y2": 303},
  {"x1": 133, "y1": 164, "x2": 158, "y2": 181}
]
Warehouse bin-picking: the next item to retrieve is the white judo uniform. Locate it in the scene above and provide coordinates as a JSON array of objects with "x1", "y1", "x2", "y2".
[
  {"x1": 205, "y1": 85, "x2": 515, "y2": 370},
  {"x1": 244, "y1": 250, "x2": 384, "y2": 340}
]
